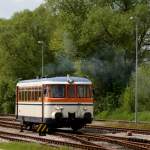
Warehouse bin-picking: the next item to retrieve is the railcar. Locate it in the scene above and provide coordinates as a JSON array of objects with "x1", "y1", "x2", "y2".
[{"x1": 16, "y1": 76, "x2": 94, "y2": 131}]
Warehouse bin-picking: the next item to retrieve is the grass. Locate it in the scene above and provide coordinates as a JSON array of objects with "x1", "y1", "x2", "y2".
[
  {"x1": 95, "y1": 110, "x2": 150, "y2": 121},
  {"x1": 93, "y1": 120, "x2": 150, "y2": 130},
  {"x1": 138, "y1": 111, "x2": 150, "y2": 121},
  {"x1": 95, "y1": 110, "x2": 134, "y2": 121},
  {"x1": 95, "y1": 110, "x2": 150, "y2": 130},
  {"x1": 0, "y1": 142, "x2": 71, "y2": 150}
]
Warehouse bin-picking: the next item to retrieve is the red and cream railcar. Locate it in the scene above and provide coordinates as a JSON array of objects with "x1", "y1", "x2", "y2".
[{"x1": 16, "y1": 76, "x2": 94, "y2": 130}]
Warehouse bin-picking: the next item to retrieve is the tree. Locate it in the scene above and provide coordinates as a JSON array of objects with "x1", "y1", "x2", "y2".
[
  {"x1": 122, "y1": 63, "x2": 150, "y2": 112},
  {"x1": 0, "y1": 6, "x2": 56, "y2": 113},
  {"x1": 46, "y1": 0, "x2": 150, "y2": 113},
  {"x1": 0, "y1": 0, "x2": 150, "y2": 114}
]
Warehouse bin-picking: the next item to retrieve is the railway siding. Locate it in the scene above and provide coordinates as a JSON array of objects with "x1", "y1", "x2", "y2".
[{"x1": 0, "y1": 115, "x2": 150, "y2": 150}]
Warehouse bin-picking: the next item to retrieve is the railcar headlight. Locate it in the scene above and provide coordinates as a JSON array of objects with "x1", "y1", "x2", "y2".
[
  {"x1": 55, "y1": 106, "x2": 64, "y2": 111},
  {"x1": 56, "y1": 107, "x2": 59, "y2": 110},
  {"x1": 55, "y1": 106, "x2": 59, "y2": 110},
  {"x1": 83, "y1": 107, "x2": 87, "y2": 111},
  {"x1": 60, "y1": 106, "x2": 64, "y2": 111}
]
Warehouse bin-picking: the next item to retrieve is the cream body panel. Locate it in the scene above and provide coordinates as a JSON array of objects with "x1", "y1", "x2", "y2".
[
  {"x1": 18, "y1": 102, "x2": 42, "y2": 117},
  {"x1": 44, "y1": 102, "x2": 93, "y2": 118}
]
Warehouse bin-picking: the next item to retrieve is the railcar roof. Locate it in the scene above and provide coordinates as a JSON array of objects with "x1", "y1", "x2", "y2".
[{"x1": 17, "y1": 76, "x2": 92, "y2": 87}]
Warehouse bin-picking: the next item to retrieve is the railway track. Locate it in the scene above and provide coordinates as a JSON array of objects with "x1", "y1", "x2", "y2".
[
  {"x1": 0, "y1": 120, "x2": 20, "y2": 129},
  {"x1": 80, "y1": 133, "x2": 150, "y2": 150},
  {"x1": 54, "y1": 131, "x2": 109, "y2": 150},
  {"x1": 0, "y1": 117, "x2": 16, "y2": 122},
  {"x1": 95, "y1": 119, "x2": 150, "y2": 124},
  {"x1": 1, "y1": 115, "x2": 150, "y2": 135},
  {"x1": 54, "y1": 130, "x2": 150, "y2": 150},
  {"x1": 0, "y1": 130, "x2": 110, "y2": 150},
  {"x1": 0, "y1": 116, "x2": 150, "y2": 149},
  {"x1": 86, "y1": 124, "x2": 150, "y2": 135},
  {"x1": 0, "y1": 118, "x2": 108, "y2": 149}
]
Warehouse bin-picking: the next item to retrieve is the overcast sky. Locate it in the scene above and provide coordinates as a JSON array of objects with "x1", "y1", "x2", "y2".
[{"x1": 0, "y1": 0, "x2": 43, "y2": 19}]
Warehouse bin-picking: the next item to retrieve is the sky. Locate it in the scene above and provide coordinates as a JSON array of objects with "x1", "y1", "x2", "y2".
[{"x1": 0, "y1": 0, "x2": 43, "y2": 19}]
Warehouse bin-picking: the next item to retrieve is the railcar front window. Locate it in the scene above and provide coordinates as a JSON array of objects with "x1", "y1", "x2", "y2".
[
  {"x1": 77, "y1": 85, "x2": 91, "y2": 98},
  {"x1": 67, "y1": 85, "x2": 75, "y2": 98},
  {"x1": 78, "y1": 85, "x2": 85, "y2": 98},
  {"x1": 51, "y1": 85, "x2": 65, "y2": 98}
]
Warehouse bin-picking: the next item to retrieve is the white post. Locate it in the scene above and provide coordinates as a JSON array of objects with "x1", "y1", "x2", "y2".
[
  {"x1": 42, "y1": 43, "x2": 44, "y2": 77},
  {"x1": 38, "y1": 41, "x2": 44, "y2": 78},
  {"x1": 135, "y1": 23, "x2": 138, "y2": 123}
]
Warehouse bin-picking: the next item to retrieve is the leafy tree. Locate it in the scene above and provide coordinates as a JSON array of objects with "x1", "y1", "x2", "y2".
[
  {"x1": 46, "y1": 0, "x2": 150, "y2": 114},
  {"x1": 0, "y1": 6, "x2": 56, "y2": 113},
  {"x1": 0, "y1": 0, "x2": 150, "y2": 114}
]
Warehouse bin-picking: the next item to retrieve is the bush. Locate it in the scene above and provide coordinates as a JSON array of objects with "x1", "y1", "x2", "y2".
[
  {"x1": 121, "y1": 64, "x2": 150, "y2": 112},
  {"x1": 95, "y1": 109, "x2": 134, "y2": 121},
  {"x1": 0, "y1": 79, "x2": 16, "y2": 114},
  {"x1": 1, "y1": 101, "x2": 15, "y2": 114}
]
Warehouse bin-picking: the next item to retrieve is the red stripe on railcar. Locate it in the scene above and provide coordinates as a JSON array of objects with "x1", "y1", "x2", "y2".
[{"x1": 43, "y1": 98, "x2": 94, "y2": 103}]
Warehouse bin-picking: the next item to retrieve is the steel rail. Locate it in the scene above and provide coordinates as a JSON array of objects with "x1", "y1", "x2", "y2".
[
  {"x1": 54, "y1": 132, "x2": 110, "y2": 150},
  {"x1": 77, "y1": 133, "x2": 150, "y2": 150},
  {"x1": 0, "y1": 130, "x2": 108, "y2": 150},
  {"x1": 86, "y1": 125, "x2": 150, "y2": 135}
]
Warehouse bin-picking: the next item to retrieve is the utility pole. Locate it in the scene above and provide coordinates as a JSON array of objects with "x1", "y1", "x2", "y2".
[
  {"x1": 135, "y1": 22, "x2": 138, "y2": 123},
  {"x1": 38, "y1": 41, "x2": 44, "y2": 78},
  {"x1": 130, "y1": 16, "x2": 138, "y2": 123}
]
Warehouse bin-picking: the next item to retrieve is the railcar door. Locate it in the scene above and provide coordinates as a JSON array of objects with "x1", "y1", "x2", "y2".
[
  {"x1": 42, "y1": 85, "x2": 44, "y2": 122},
  {"x1": 42, "y1": 85, "x2": 49, "y2": 122},
  {"x1": 16, "y1": 86, "x2": 19, "y2": 119}
]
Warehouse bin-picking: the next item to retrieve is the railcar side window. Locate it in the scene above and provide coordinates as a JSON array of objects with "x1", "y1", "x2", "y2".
[
  {"x1": 32, "y1": 88, "x2": 35, "y2": 101},
  {"x1": 28, "y1": 89, "x2": 31, "y2": 101},
  {"x1": 51, "y1": 85, "x2": 65, "y2": 98},
  {"x1": 43, "y1": 85, "x2": 49, "y2": 97},
  {"x1": 67, "y1": 85, "x2": 75, "y2": 98},
  {"x1": 35, "y1": 88, "x2": 39, "y2": 101},
  {"x1": 38, "y1": 87, "x2": 42, "y2": 99},
  {"x1": 21, "y1": 88, "x2": 25, "y2": 101},
  {"x1": 18, "y1": 87, "x2": 43, "y2": 101},
  {"x1": 24, "y1": 90, "x2": 28, "y2": 101},
  {"x1": 19, "y1": 89, "x2": 21, "y2": 101}
]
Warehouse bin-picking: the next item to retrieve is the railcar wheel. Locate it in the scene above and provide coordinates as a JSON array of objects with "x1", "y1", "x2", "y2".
[
  {"x1": 28, "y1": 123, "x2": 33, "y2": 131},
  {"x1": 24, "y1": 122, "x2": 33, "y2": 131}
]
